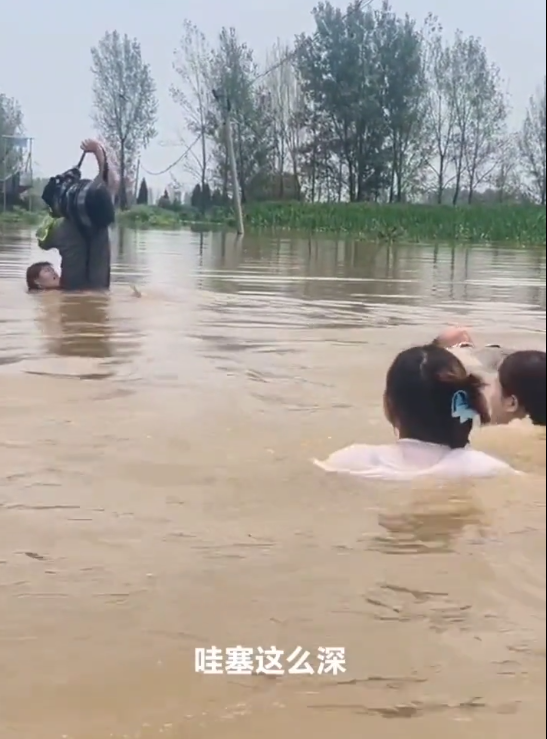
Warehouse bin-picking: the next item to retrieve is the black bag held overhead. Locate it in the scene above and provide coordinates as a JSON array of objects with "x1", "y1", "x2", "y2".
[{"x1": 41, "y1": 148, "x2": 115, "y2": 232}]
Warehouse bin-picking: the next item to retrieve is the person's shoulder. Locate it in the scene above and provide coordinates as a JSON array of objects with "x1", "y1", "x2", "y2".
[{"x1": 450, "y1": 447, "x2": 516, "y2": 476}]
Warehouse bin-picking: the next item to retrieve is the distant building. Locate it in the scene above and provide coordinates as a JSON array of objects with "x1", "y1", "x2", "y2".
[{"x1": 0, "y1": 171, "x2": 32, "y2": 207}]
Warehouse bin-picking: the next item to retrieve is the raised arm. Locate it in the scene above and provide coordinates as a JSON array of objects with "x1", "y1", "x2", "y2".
[{"x1": 80, "y1": 139, "x2": 119, "y2": 197}]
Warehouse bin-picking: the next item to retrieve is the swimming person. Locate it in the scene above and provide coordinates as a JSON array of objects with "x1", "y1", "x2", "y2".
[
  {"x1": 433, "y1": 326, "x2": 546, "y2": 426},
  {"x1": 433, "y1": 325, "x2": 516, "y2": 373},
  {"x1": 26, "y1": 139, "x2": 117, "y2": 292},
  {"x1": 315, "y1": 344, "x2": 516, "y2": 480}
]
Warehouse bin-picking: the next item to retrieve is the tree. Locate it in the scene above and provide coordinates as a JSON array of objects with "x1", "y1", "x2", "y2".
[
  {"x1": 171, "y1": 20, "x2": 214, "y2": 196},
  {"x1": 0, "y1": 94, "x2": 24, "y2": 180},
  {"x1": 296, "y1": 1, "x2": 380, "y2": 202},
  {"x1": 158, "y1": 189, "x2": 171, "y2": 208},
  {"x1": 297, "y1": 1, "x2": 418, "y2": 202},
  {"x1": 491, "y1": 133, "x2": 523, "y2": 203},
  {"x1": 190, "y1": 183, "x2": 202, "y2": 208},
  {"x1": 90, "y1": 31, "x2": 158, "y2": 209},
  {"x1": 190, "y1": 182, "x2": 213, "y2": 210},
  {"x1": 518, "y1": 77, "x2": 546, "y2": 205},
  {"x1": 374, "y1": 2, "x2": 428, "y2": 201},
  {"x1": 422, "y1": 18, "x2": 457, "y2": 203},
  {"x1": 136, "y1": 177, "x2": 149, "y2": 205},
  {"x1": 263, "y1": 40, "x2": 305, "y2": 199},
  {"x1": 448, "y1": 31, "x2": 507, "y2": 204},
  {"x1": 208, "y1": 27, "x2": 274, "y2": 202}
]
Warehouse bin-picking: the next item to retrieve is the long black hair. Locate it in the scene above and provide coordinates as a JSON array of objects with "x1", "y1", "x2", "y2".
[
  {"x1": 499, "y1": 350, "x2": 546, "y2": 426},
  {"x1": 384, "y1": 344, "x2": 490, "y2": 448}
]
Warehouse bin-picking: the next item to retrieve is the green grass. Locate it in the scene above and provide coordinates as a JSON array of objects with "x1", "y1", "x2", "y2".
[
  {"x1": 3, "y1": 202, "x2": 545, "y2": 245},
  {"x1": 0, "y1": 207, "x2": 42, "y2": 226},
  {"x1": 117, "y1": 204, "x2": 203, "y2": 228},
  {"x1": 242, "y1": 202, "x2": 546, "y2": 245},
  {"x1": 119, "y1": 202, "x2": 545, "y2": 245}
]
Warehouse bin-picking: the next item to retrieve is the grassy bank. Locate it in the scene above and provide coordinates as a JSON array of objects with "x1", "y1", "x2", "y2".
[
  {"x1": 118, "y1": 202, "x2": 546, "y2": 245},
  {"x1": 3, "y1": 202, "x2": 545, "y2": 245},
  {"x1": 0, "y1": 208, "x2": 42, "y2": 226},
  {"x1": 246, "y1": 203, "x2": 546, "y2": 245}
]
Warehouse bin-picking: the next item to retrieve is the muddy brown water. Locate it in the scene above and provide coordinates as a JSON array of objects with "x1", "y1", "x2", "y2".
[{"x1": 0, "y1": 227, "x2": 545, "y2": 739}]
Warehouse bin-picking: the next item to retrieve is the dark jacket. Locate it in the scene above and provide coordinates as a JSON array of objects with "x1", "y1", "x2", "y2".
[
  {"x1": 40, "y1": 170, "x2": 114, "y2": 290},
  {"x1": 38, "y1": 216, "x2": 111, "y2": 291}
]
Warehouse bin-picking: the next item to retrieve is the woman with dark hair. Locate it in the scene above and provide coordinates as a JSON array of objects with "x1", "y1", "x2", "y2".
[
  {"x1": 25, "y1": 261, "x2": 60, "y2": 291},
  {"x1": 489, "y1": 350, "x2": 546, "y2": 426},
  {"x1": 315, "y1": 344, "x2": 515, "y2": 480}
]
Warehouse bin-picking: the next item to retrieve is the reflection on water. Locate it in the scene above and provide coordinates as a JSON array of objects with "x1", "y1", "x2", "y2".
[
  {"x1": 0, "y1": 227, "x2": 544, "y2": 378},
  {"x1": 0, "y1": 225, "x2": 545, "y2": 739},
  {"x1": 37, "y1": 291, "x2": 114, "y2": 358},
  {"x1": 371, "y1": 492, "x2": 489, "y2": 555}
]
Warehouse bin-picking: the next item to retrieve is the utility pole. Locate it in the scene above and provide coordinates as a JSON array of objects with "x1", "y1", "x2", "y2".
[
  {"x1": 212, "y1": 89, "x2": 244, "y2": 236},
  {"x1": 1, "y1": 135, "x2": 7, "y2": 214},
  {"x1": 134, "y1": 158, "x2": 141, "y2": 204}
]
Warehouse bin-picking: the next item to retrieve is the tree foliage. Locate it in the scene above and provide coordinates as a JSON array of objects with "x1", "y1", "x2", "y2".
[
  {"x1": 171, "y1": 20, "x2": 214, "y2": 193},
  {"x1": 0, "y1": 94, "x2": 24, "y2": 177},
  {"x1": 136, "y1": 177, "x2": 149, "y2": 205},
  {"x1": 90, "y1": 31, "x2": 158, "y2": 208},
  {"x1": 207, "y1": 27, "x2": 275, "y2": 203},
  {"x1": 292, "y1": 1, "x2": 432, "y2": 202},
  {"x1": 518, "y1": 78, "x2": 546, "y2": 205},
  {"x1": 124, "y1": 6, "x2": 543, "y2": 207},
  {"x1": 262, "y1": 40, "x2": 305, "y2": 199},
  {"x1": 448, "y1": 31, "x2": 507, "y2": 204}
]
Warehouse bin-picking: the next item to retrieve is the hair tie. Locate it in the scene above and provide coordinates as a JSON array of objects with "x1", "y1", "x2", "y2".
[{"x1": 451, "y1": 390, "x2": 477, "y2": 424}]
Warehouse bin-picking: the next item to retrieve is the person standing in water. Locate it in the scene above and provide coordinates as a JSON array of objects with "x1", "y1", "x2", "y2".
[
  {"x1": 26, "y1": 139, "x2": 117, "y2": 292},
  {"x1": 315, "y1": 344, "x2": 516, "y2": 480}
]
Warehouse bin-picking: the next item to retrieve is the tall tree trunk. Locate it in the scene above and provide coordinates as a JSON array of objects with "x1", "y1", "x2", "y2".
[{"x1": 119, "y1": 143, "x2": 128, "y2": 210}]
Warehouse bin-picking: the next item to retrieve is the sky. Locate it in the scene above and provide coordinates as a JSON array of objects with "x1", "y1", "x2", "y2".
[{"x1": 1, "y1": 0, "x2": 545, "y2": 190}]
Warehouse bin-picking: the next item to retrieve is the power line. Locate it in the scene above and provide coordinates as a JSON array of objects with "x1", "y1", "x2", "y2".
[
  {"x1": 140, "y1": 133, "x2": 201, "y2": 177},
  {"x1": 140, "y1": 0, "x2": 376, "y2": 178}
]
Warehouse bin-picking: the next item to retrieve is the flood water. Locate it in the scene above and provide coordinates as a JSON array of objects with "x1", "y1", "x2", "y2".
[{"x1": 0, "y1": 226, "x2": 545, "y2": 739}]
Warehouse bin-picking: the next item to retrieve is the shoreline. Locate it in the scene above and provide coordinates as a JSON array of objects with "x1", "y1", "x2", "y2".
[{"x1": 1, "y1": 203, "x2": 545, "y2": 246}]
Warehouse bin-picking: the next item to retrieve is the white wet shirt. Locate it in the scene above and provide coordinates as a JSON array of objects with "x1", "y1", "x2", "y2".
[{"x1": 314, "y1": 439, "x2": 515, "y2": 481}]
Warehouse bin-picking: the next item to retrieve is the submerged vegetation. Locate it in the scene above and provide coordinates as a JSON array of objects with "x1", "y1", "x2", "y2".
[
  {"x1": 2, "y1": 202, "x2": 544, "y2": 246},
  {"x1": 241, "y1": 203, "x2": 546, "y2": 245},
  {"x1": 116, "y1": 202, "x2": 546, "y2": 246}
]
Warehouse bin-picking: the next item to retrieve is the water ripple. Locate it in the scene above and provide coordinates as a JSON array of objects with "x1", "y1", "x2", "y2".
[{"x1": 0, "y1": 228, "x2": 544, "y2": 384}]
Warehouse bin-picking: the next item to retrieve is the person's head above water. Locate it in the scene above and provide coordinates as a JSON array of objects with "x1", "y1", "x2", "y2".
[
  {"x1": 26, "y1": 262, "x2": 60, "y2": 291},
  {"x1": 384, "y1": 344, "x2": 490, "y2": 449},
  {"x1": 490, "y1": 350, "x2": 546, "y2": 427}
]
